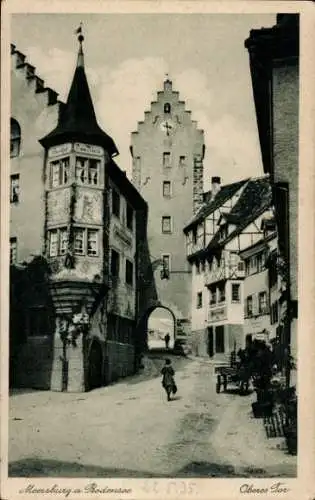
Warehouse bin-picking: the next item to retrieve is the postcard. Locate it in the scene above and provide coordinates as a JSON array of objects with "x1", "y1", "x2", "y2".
[{"x1": 1, "y1": 1, "x2": 314, "y2": 499}]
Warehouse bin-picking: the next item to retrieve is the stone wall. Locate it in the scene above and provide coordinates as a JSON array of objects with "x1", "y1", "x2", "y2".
[
  {"x1": 13, "y1": 336, "x2": 54, "y2": 390},
  {"x1": 105, "y1": 341, "x2": 135, "y2": 382},
  {"x1": 191, "y1": 328, "x2": 208, "y2": 357},
  {"x1": 272, "y1": 61, "x2": 299, "y2": 303},
  {"x1": 11, "y1": 46, "x2": 61, "y2": 262},
  {"x1": 272, "y1": 59, "x2": 299, "y2": 360}
]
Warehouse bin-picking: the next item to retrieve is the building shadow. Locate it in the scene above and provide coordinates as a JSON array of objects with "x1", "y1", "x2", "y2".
[
  {"x1": 8, "y1": 457, "x2": 297, "y2": 478},
  {"x1": 8, "y1": 458, "x2": 163, "y2": 478},
  {"x1": 9, "y1": 388, "x2": 44, "y2": 397}
]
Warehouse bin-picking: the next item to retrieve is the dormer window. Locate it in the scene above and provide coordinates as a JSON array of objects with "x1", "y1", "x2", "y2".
[
  {"x1": 10, "y1": 119, "x2": 21, "y2": 158},
  {"x1": 164, "y1": 103, "x2": 171, "y2": 114}
]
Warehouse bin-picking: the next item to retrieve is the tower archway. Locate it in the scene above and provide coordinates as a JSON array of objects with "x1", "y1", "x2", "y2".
[{"x1": 147, "y1": 306, "x2": 175, "y2": 351}]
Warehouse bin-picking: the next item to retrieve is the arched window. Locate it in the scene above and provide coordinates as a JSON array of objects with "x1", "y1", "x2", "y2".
[
  {"x1": 164, "y1": 102, "x2": 171, "y2": 114},
  {"x1": 10, "y1": 119, "x2": 21, "y2": 158}
]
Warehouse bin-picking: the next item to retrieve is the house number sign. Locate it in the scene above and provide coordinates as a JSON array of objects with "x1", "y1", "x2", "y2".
[
  {"x1": 74, "y1": 143, "x2": 103, "y2": 156},
  {"x1": 48, "y1": 143, "x2": 72, "y2": 158}
]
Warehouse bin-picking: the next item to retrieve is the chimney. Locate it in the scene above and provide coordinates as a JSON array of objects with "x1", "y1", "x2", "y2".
[{"x1": 211, "y1": 176, "x2": 221, "y2": 197}]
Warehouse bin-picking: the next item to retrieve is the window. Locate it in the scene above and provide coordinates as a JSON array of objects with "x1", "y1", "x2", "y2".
[
  {"x1": 50, "y1": 157, "x2": 70, "y2": 187},
  {"x1": 271, "y1": 301, "x2": 279, "y2": 324},
  {"x1": 163, "y1": 152, "x2": 171, "y2": 167},
  {"x1": 163, "y1": 181, "x2": 171, "y2": 197},
  {"x1": 164, "y1": 102, "x2": 171, "y2": 114},
  {"x1": 74, "y1": 228, "x2": 85, "y2": 255},
  {"x1": 258, "y1": 291, "x2": 268, "y2": 314},
  {"x1": 238, "y1": 261, "x2": 245, "y2": 272},
  {"x1": 10, "y1": 174, "x2": 20, "y2": 203},
  {"x1": 88, "y1": 159, "x2": 99, "y2": 185},
  {"x1": 245, "y1": 259, "x2": 250, "y2": 276},
  {"x1": 10, "y1": 237, "x2": 17, "y2": 265},
  {"x1": 111, "y1": 249, "x2": 120, "y2": 277},
  {"x1": 161, "y1": 255, "x2": 170, "y2": 279},
  {"x1": 125, "y1": 259, "x2": 133, "y2": 286},
  {"x1": 48, "y1": 230, "x2": 58, "y2": 257},
  {"x1": 112, "y1": 189, "x2": 120, "y2": 217},
  {"x1": 218, "y1": 284, "x2": 225, "y2": 303},
  {"x1": 256, "y1": 252, "x2": 266, "y2": 272},
  {"x1": 48, "y1": 227, "x2": 99, "y2": 257},
  {"x1": 231, "y1": 283, "x2": 240, "y2": 302},
  {"x1": 246, "y1": 296, "x2": 253, "y2": 317},
  {"x1": 209, "y1": 287, "x2": 216, "y2": 305},
  {"x1": 10, "y1": 118, "x2": 21, "y2": 158},
  {"x1": 59, "y1": 228, "x2": 68, "y2": 255},
  {"x1": 197, "y1": 292, "x2": 203, "y2": 309},
  {"x1": 162, "y1": 216, "x2": 172, "y2": 233},
  {"x1": 250, "y1": 256, "x2": 258, "y2": 273},
  {"x1": 51, "y1": 162, "x2": 60, "y2": 188},
  {"x1": 126, "y1": 203, "x2": 134, "y2": 231},
  {"x1": 215, "y1": 326, "x2": 225, "y2": 353},
  {"x1": 162, "y1": 254, "x2": 170, "y2": 271},
  {"x1": 75, "y1": 157, "x2": 100, "y2": 185},
  {"x1": 87, "y1": 229, "x2": 98, "y2": 256},
  {"x1": 179, "y1": 155, "x2": 186, "y2": 167}
]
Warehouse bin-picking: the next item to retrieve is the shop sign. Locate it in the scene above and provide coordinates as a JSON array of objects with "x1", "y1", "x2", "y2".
[
  {"x1": 48, "y1": 143, "x2": 72, "y2": 158},
  {"x1": 74, "y1": 142, "x2": 103, "y2": 156},
  {"x1": 208, "y1": 306, "x2": 227, "y2": 322}
]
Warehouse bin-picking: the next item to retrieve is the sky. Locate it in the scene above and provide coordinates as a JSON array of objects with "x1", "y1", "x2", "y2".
[{"x1": 11, "y1": 13, "x2": 276, "y2": 190}]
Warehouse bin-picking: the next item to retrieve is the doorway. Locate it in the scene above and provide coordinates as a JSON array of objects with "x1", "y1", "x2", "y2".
[
  {"x1": 207, "y1": 327, "x2": 214, "y2": 357},
  {"x1": 215, "y1": 325, "x2": 225, "y2": 353},
  {"x1": 87, "y1": 340, "x2": 103, "y2": 390}
]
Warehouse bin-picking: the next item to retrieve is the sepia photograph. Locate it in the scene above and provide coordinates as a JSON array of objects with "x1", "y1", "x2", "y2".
[{"x1": 1, "y1": 2, "x2": 313, "y2": 499}]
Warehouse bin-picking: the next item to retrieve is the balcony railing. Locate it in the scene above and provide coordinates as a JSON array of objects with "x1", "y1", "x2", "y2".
[{"x1": 205, "y1": 262, "x2": 245, "y2": 285}]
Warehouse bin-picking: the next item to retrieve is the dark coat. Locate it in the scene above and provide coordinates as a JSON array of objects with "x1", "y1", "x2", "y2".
[{"x1": 161, "y1": 365, "x2": 175, "y2": 388}]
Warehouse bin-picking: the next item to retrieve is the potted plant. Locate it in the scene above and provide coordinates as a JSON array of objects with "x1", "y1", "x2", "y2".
[
  {"x1": 283, "y1": 393, "x2": 297, "y2": 455},
  {"x1": 250, "y1": 340, "x2": 274, "y2": 418}
]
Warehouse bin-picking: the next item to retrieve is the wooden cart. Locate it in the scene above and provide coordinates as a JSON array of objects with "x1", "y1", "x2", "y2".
[{"x1": 215, "y1": 364, "x2": 250, "y2": 394}]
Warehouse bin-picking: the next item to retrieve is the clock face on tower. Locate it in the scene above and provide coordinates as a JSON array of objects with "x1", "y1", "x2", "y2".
[{"x1": 160, "y1": 120, "x2": 175, "y2": 136}]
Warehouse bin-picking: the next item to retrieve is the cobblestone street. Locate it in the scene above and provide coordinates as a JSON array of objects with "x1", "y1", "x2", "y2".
[{"x1": 9, "y1": 357, "x2": 296, "y2": 478}]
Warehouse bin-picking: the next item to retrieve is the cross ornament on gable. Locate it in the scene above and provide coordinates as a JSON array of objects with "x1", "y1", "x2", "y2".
[{"x1": 162, "y1": 121, "x2": 174, "y2": 136}]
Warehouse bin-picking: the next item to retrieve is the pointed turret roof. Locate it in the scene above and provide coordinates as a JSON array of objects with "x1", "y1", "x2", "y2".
[{"x1": 40, "y1": 29, "x2": 118, "y2": 157}]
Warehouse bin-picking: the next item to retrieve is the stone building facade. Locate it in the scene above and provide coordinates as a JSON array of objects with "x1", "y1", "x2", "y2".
[
  {"x1": 10, "y1": 35, "x2": 150, "y2": 391},
  {"x1": 245, "y1": 14, "x2": 299, "y2": 373},
  {"x1": 130, "y1": 79, "x2": 205, "y2": 335}
]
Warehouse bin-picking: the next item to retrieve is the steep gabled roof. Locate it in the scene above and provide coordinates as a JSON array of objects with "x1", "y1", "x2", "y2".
[
  {"x1": 184, "y1": 179, "x2": 249, "y2": 233},
  {"x1": 39, "y1": 37, "x2": 118, "y2": 157},
  {"x1": 207, "y1": 177, "x2": 272, "y2": 251}
]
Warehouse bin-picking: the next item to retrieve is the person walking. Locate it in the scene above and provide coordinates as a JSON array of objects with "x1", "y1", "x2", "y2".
[
  {"x1": 161, "y1": 358, "x2": 177, "y2": 401},
  {"x1": 164, "y1": 333, "x2": 170, "y2": 350}
]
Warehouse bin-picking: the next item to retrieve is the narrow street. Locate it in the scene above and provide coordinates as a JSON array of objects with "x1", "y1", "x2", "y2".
[{"x1": 9, "y1": 356, "x2": 296, "y2": 478}]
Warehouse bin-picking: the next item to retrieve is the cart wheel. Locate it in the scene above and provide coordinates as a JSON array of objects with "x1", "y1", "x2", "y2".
[
  {"x1": 223, "y1": 375, "x2": 227, "y2": 392},
  {"x1": 216, "y1": 375, "x2": 221, "y2": 393}
]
